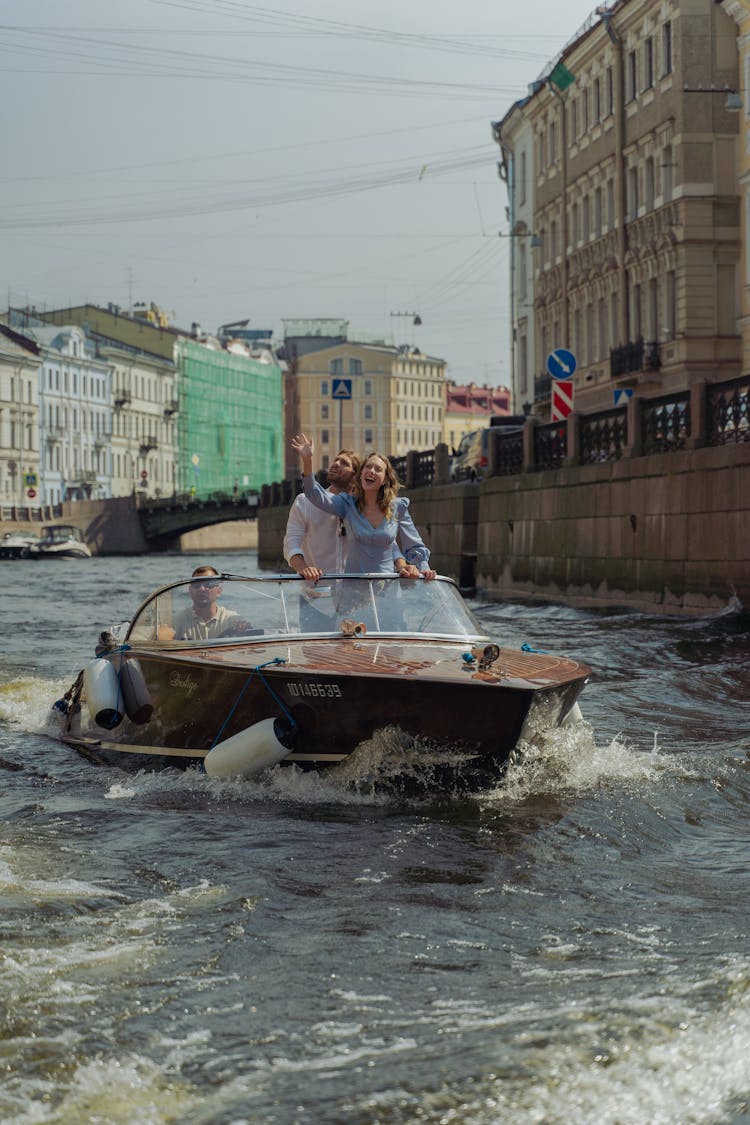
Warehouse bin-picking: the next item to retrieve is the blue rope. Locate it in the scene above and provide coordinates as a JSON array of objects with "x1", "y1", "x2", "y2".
[
  {"x1": 210, "y1": 657, "x2": 292, "y2": 750},
  {"x1": 521, "y1": 643, "x2": 548, "y2": 654}
]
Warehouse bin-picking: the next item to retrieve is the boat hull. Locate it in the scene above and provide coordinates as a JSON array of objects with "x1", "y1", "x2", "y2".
[{"x1": 60, "y1": 639, "x2": 588, "y2": 784}]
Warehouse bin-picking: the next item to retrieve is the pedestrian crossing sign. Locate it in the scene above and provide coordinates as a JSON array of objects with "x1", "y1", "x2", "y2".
[{"x1": 331, "y1": 379, "x2": 352, "y2": 400}]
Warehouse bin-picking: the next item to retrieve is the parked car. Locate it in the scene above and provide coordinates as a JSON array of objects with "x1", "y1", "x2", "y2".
[
  {"x1": 450, "y1": 417, "x2": 526, "y2": 482},
  {"x1": 450, "y1": 429, "x2": 490, "y2": 482}
]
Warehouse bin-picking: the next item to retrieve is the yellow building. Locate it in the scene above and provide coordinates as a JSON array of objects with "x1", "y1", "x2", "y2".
[{"x1": 291, "y1": 341, "x2": 446, "y2": 470}]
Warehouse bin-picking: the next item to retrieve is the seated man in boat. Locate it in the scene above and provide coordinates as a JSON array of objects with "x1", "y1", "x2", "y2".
[{"x1": 166, "y1": 566, "x2": 242, "y2": 641}]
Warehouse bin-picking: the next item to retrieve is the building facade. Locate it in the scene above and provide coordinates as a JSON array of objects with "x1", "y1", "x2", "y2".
[
  {"x1": 292, "y1": 340, "x2": 446, "y2": 470},
  {"x1": 36, "y1": 304, "x2": 179, "y2": 498},
  {"x1": 13, "y1": 322, "x2": 114, "y2": 505},
  {"x1": 106, "y1": 348, "x2": 177, "y2": 498},
  {"x1": 722, "y1": 0, "x2": 750, "y2": 372},
  {"x1": 175, "y1": 338, "x2": 284, "y2": 495},
  {"x1": 443, "y1": 382, "x2": 512, "y2": 451},
  {"x1": 0, "y1": 326, "x2": 41, "y2": 509},
  {"x1": 495, "y1": 0, "x2": 741, "y2": 417}
]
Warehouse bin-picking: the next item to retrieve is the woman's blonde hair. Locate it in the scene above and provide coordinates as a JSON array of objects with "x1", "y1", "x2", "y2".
[{"x1": 354, "y1": 452, "x2": 402, "y2": 516}]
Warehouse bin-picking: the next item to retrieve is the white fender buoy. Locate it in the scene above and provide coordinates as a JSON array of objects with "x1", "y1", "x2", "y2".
[
  {"x1": 83, "y1": 658, "x2": 124, "y2": 729},
  {"x1": 119, "y1": 659, "x2": 153, "y2": 725},
  {"x1": 203, "y1": 717, "x2": 296, "y2": 779}
]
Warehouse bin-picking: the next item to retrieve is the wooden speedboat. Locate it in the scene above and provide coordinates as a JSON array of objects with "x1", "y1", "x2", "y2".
[
  {"x1": 56, "y1": 574, "x2": 590, "y2": 787},
  {"x1": 30, "y1": 524, "x2": 92, "y2": 559}
]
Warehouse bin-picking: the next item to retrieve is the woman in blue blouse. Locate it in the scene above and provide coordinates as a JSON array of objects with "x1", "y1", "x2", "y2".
[{"x1": 291, "y1": 433, "x2": 436, "y2": 579}]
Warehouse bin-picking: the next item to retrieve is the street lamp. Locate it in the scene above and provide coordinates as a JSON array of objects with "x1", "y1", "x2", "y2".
[
  {"x1": 683, "y1": 86, "x2": 743, "y2": 112},
  {"x1": 499, "y1": 230, "x2": 543, "y2": 248},
  {"x1": 390, "y1": 311, "x2": 422, "y2": 326}
]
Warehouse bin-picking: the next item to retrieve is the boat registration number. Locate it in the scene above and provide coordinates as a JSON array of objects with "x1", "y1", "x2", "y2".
[{"x1": 287, "y1": 681, "x2": 342, "y2": 699}]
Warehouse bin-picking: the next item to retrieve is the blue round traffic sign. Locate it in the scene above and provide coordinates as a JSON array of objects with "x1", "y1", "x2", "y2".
[{"x1": 546, "y1": 348, "x2": 577, "y2": 380}]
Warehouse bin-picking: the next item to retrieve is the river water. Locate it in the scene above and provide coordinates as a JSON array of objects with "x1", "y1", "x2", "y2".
[{"x1": 2, "y1": 552, "x2": 750, "y2": 1125}]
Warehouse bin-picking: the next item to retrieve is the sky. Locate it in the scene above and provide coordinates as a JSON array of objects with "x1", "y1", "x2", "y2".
[{"x1": 1, "y1": 0, "x2": 599, "y2": 389}]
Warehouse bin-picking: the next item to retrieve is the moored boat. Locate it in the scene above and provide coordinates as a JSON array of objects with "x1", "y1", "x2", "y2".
[
  {"x1": 56, "y1": 573, "x2": 591, "y2": 788},
  {"x1": 0, "y1": 531, "x2": 40, "y2": 559},
  {"x1": 30, "y1": 524, "x2": 92, "y2": 559}
]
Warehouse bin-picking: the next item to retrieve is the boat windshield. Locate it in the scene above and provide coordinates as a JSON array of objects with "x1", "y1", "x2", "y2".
[
  {"x1": 42, "y1": 525, "x2": 82, "y2": 543},
  {"x1": 125, "y1": 574, "x2": 487, "y2": 645}
]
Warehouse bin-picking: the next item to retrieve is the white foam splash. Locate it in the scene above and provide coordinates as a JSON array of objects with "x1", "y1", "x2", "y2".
[
  {"x1": 104, "y1": 782, "x2": 136, "y2": 799},
  {"x1": 0, "y1": 675, "x2": 74, "y2": 734},
  {"x1": 483, "y1": 716, "x2": 680, "y2": 805}
]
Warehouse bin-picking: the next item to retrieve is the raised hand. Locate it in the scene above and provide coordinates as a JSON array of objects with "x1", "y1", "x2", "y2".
[{"x1": 291, "y1": 433, "x2": 314, "y2": 460}]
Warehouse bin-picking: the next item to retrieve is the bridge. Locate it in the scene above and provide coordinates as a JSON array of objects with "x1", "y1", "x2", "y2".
[{"x1": 136, "y1": 491, "x2": 260, "y2": 548}]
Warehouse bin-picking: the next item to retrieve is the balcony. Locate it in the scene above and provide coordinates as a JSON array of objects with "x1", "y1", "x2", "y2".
[
  {"x1": 114, "y1": 389, "x2": 131, "y2": 408},
  {"x1": 533, "y1": 372, "x2": 552, "y2": 402},
  {"x1": 163, "y1": 399, "x2": 179, "y2": 418},
  {"x1": 610, "y1": 339, "x2": 661, "y2": 379},
  {"x1": 139, "y1": 436, "x2": 159, "y2": 455},
  {"x1": 45, "y1": 426, "x2": 64, "y2": 442}
]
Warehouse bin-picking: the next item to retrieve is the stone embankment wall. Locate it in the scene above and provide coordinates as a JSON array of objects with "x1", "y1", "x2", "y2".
[
  {"x1": 259, "y1": 442, "x2": 750, "y2": 614},
  {"x1": 473, "y1": 441, "x2": 750, "y2": 613}
]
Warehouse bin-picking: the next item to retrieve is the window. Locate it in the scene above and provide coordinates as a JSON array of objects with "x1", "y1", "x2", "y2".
[
  {"x1": 520, "y1": 150, "x2": 527, "y2": 203},
  {"x1": 583, "y1": 195, "x2": 591, "y2": 241},
  {"x1": 364, "y1": 380, "x2": 372, "y2": 395},
  {"x1": 598, "y1": 298, "x2": 607, "y2": 360},
  {"x1": 548, "y1": 122, "x2": 556, "y2": 165},
  {"x1": 329, "y1": 359, "x2": 343, "y2": 375},
  {"x1": 610, "y1": 292, "x2": 618, "y2": 346},
  {"x1": 518, "y1": 334, "x2": 528, "y2": 395},
  {"x1": 665, "y1": 271, "x2": 676, "y2": 336},
  {"x1": 364, "y1": 429, "x2": 373, "y2": 445},
  {"x1": 606, "y1": 66, "x2": 614, "y2": 115},
  {"x1": 551, "y1": 220, "x2": 558, "y2": 260},
  {"x1": 570, "y1": 99, "x2": 578, "y2": 140},
  {"x1": 581, "y1": 88, "x2": 589, "y2": 134},
  {"x1": 644, "y1": 157, "x2": 655, "y2": 210},
  {"x1": 607, "y1": 179, "x2": 615, "y2": 228},
  {"x1": 631, "y1": 283, "x2": 642, "y2": 340},
  {"x1": 627, "y1": 51, "x2": 637, "y2": 102},
  {"x1": 662, "y1": 21, "x2": 672, "y2": 76},
  {"x1": 349, "y1": 358, "x2": 362, "y2": 375},
  {"x1": 594, "y1": 187, "x2": 603, "y2": 237},
  {"x1": 321, "y1": 429, "x2": 330, "y2": 445},
  {"x1": 643, "y1": 37, "x2": 653, "y2": 90},
  {"x1": 585, "y1": 303, "x2": 594, "y2": 364},
  {"x1": 321, "y1": 380, "x2": 329, "y2": 396},
  {"x1": 364, "y1": 404, "x2": 373, "y2": 420},
  {"x1": 593, "y1": 77, "x2": 601, "y2": 124},
  {"x1": 648, "y1": 278, "x2": 658, "y2": 340},
  {"x1": 628, "y1": 165, "x2": 639, "y2": 220},
  {"x1": 662, "y1": 146, "x2": 673, "y2": 202},
  {"x1": 321, "y1": 404, "x2": 329, "y2": 420}
]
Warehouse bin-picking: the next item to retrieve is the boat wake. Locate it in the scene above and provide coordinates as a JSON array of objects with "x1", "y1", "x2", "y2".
[
  {"x1": 0, "y1": 675, "x2": 74, "y2": 736},
  {"x1": 488, "y1": 717, "x2": 683, "y2": 806}
]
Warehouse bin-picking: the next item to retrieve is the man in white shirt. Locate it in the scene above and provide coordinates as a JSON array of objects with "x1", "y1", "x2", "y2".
[{"x1": 283, "y1": 449, "x2": 359, "y2": 579}]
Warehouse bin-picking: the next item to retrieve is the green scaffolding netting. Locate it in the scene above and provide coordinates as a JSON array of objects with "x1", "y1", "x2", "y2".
[{"x1": 176, "y1": 340, "x2": 283, "y2": 495}]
